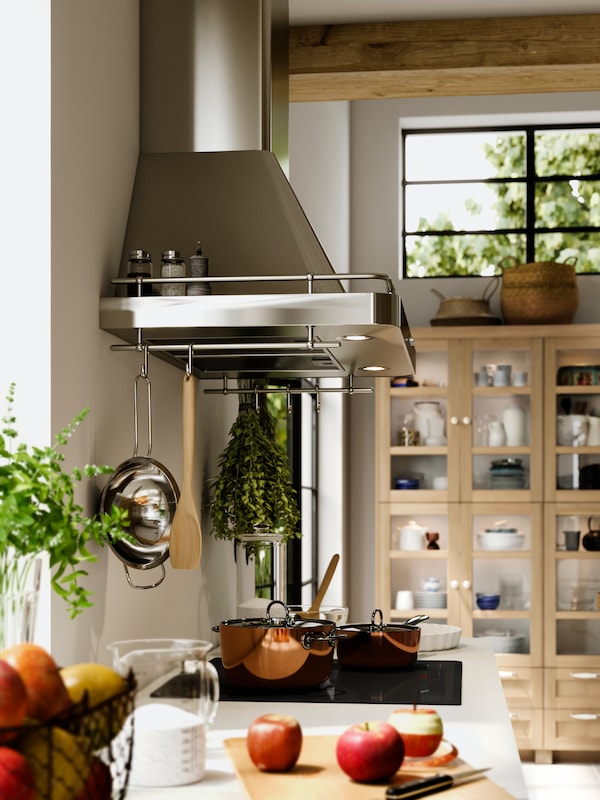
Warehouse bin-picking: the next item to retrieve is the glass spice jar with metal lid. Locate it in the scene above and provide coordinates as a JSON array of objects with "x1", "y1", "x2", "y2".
[
  {"x1": 126, "y1": 249, "x2": 153, "y2": 296},
  {"x1": 160, "y1": 250, "x2": 186, "y2": 296}
]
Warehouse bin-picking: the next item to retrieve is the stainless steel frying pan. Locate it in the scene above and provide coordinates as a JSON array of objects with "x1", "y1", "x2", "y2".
[{"x1": 100, "y1": 354, "x2": 179, "y2": 588}]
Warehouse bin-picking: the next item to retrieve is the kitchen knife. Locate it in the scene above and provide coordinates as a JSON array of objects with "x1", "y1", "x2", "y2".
[{"x1": 385, "y1": 768, "x2": 490, "y2": 798}]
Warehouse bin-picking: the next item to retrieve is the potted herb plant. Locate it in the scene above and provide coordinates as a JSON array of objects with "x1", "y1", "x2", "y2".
[{"x1": 0, "y1": 383, "x2": 129, "y2": 641}]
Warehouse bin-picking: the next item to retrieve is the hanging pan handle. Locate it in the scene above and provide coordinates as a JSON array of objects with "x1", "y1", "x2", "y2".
[
  {"x1": 133, "y1": 347, "x2": 152, "y2": 458},
  {"x1": 123, "y1": 562, "x2": 166, "y2": 590}
]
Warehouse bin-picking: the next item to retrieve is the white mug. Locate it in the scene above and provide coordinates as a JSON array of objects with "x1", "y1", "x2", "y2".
[
  {"x1": 395, "y1": 590, "x2": 414, "y2": 610},
  {"x1": 587, "y1": 415, "x2": 600, "y2": 446},
  {"x1": 513, "y1": 370, "x2": 528, "y2": 386},
  {"x1": 493, "y1": 364, "x2": 512, "y2": 386}
]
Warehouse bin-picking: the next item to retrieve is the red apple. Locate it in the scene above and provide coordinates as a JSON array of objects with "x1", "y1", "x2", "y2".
[
  {"x1": 246, "y1": 714, "x2": 303, "y2": 772},
  {"x1": 76, "y1": 755, "x2": 113, "y2": 800},
  {"x1": 335, "y1": 721, "x2": 404, "y2": 783},
  {"x1": 0, "y1": 746, "x2": 36, "y2": 800},
  {"x1": 0, "y1": 643, "x2": 72, "y2": 722},
  {"x1": 387, "y1": 707, "x2": 444, "y2": 758},
  {"x1": 0, "y1": 660, "x2": 28, "y2": 739}
]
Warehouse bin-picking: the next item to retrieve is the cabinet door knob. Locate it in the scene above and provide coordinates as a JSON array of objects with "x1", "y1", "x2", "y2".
[
  {"x1": 569, "y1": 713, "x2": 600, "y2": 720},
  {"x1": 462, "y1": 416, "x2": 472, "y2": 425},
  {"x1": 450, "y1": 580, "x2": 459, "y2": 589},
  {"x1": 450, "y1": 416, "x2": 459, "y2": 425},
  {"x1": 462, "y1": 580, "x2": 471, "y2": 589}
]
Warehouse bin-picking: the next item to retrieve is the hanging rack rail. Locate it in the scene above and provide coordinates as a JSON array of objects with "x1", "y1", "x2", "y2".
[{"x1": 110, "y1": 272, "x2": 397, "y2": 294}]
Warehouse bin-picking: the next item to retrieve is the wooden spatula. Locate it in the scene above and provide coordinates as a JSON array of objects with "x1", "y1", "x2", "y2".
[
  {"x1": 169, "y1": 373, "x2": 202, "y2": 569},
  {"x1": 298, "y1": 553, "x2": 340, "y2": 618}
]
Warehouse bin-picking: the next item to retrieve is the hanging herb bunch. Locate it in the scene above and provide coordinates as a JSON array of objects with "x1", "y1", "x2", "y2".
[{"x1": 209, "y1": 379, "x2": 300, "y2": 543}]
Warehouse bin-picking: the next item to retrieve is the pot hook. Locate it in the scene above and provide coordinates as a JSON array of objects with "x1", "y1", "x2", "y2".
[{"x1": 133, "y1": 346, "x2": 152, "y2": 458}]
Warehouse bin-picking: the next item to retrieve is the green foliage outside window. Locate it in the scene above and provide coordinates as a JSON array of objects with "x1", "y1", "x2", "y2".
[{"x1": 404, "y1": 128, "x2": 600, "y2": 277}]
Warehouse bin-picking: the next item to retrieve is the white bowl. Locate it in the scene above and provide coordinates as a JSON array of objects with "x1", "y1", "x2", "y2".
[
  {"x1": 286, "y1": 605, "x2": 349, "y2": 625},
  {"x1": 418, "y1": 623, "x2": 462, "y2": 652},
  {"x1": 477, "y1": 532, "x2": 525, "y2": 551}
]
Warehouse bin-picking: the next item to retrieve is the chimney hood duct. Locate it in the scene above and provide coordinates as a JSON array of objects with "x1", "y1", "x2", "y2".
[{"x1": 99, "y1": 0, "x2": 416, "y2": 380}]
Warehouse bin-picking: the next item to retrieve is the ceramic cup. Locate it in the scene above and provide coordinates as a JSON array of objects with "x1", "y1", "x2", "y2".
[
  {"x1": 493, "y1": 364, "x2": 512, "y2": 386},
  {"x1": 587, "y1": 415, "x2": 600, "y2": 446},
  {"x1": 395, "y1": 590, "x2": 414, "y2": 610},
  {"x1": 564, "y1": 530, "x2": 581, "y2": 551},
  {"x1": 513, "y1": 371, "x2": 528, "y2": 386},
  {"x1": 432, "y1": 476, "x2": 448, "y2": 490}
]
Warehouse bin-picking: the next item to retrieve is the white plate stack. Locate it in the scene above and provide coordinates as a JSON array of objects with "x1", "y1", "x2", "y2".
[{"x1": 414, "y1": 591, "x2": 447, "y2": 609}]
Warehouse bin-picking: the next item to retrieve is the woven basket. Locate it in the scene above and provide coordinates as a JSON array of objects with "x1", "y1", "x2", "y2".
[{"x1": 499, "y1": 257, "x2": 578, "y2": 325}]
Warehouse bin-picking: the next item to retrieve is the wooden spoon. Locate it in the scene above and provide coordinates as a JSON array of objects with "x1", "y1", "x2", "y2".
[
  {"x1": 298, "y1": 553, "x2": 340, "y2": 618},
  {"x1": 169, "y1": 373, "x2": 202, "y2": 569}
]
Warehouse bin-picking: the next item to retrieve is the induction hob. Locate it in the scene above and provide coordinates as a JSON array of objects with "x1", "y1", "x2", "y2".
[{"x1": 151, "y1": 659, "x2": 462, "y2": 706}]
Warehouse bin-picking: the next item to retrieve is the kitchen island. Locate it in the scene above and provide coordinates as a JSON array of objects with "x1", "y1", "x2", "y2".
[{"x1": 125, "y1": 638, "x2": 528, "y2": 799}]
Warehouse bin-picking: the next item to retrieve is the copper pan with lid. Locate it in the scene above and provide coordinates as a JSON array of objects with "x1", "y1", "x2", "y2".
[{"x1": 212, "y1": 600, "x2": 344, "y2": 689}]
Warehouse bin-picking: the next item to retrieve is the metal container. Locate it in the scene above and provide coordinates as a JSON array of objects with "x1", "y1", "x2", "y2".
[
  {"x1": 212, "y1": 601, "x2": 341, "y2": 689},
  {"x1": 336, "y1": 609, "x2": 423, "y2": 669},
  {"x1": 100, "y1": 360, "x2": 178, "y2": 589}
]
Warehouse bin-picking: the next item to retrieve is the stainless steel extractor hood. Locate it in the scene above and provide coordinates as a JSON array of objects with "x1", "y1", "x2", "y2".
[{"x1": 99, "y1": 0, "x2": 415, "y2": 380}]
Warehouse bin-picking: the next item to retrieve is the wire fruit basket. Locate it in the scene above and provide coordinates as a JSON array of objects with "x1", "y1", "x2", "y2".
[{"x1": 0, "y1": 671, "x2": 136, "y2": 800}]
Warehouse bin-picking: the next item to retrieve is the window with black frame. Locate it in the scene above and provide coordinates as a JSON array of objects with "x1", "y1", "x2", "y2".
[
  {"x1": 402, "y1": 124, "x2": 600, "y2": 278},
  {"x1": 266, "y1": 383, "x2": 318, "y2": 605}
]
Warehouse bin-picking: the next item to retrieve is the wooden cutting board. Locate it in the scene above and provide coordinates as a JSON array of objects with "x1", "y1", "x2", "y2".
[{"x1": 224, "y1": 735, "x2": 516, "y2": 800}]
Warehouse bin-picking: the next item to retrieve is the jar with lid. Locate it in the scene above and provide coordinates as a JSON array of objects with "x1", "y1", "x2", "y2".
[
  {"x1": 235, "y1": 527, "x2": 286, "y2": 618},
  {"x1": 160, "y1": 250, "x2": 186, "y2": 296},
  {"x1": 126, "y1": 249, "x2": 153, "y2": 296},
  {"x1": 187, "y1": 242, "x2": 212, "y2": 296}
]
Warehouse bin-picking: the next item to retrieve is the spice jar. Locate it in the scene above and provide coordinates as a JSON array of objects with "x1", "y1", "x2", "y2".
[
  {"x1": 160, "y1": 250, "x2": 186, "y2": 296},
  {"x1": 126, "y1": 249, "x2": 153, "y2": 296}
]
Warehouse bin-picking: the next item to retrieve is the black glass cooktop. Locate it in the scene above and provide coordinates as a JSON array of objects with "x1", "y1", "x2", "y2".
[{"x1": 208, "y1": 659, "x2": 462, "y2": 706}]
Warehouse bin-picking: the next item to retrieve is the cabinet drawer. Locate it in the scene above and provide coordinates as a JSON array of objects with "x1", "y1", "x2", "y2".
[
  {"x1": 544, "y1": 667, "x2": 600, "y2": 709},
  {"x1": 499, "y1": 666, "x2": 543, "y2": 708},
  {"x1": 544, "y1": 709, "x2": 600, "y2": 751},
  {"x1": 507, "y1": 707, "x2": 544, "y2": 751}
]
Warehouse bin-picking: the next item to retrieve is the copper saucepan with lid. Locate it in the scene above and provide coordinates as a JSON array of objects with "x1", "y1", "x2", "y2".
[
  {"x1": 336, "y1": 609, "x2": 428, "y2": 669},
  {"x1": 213, "y1": 600, "x2": 345, "y2": 689}
]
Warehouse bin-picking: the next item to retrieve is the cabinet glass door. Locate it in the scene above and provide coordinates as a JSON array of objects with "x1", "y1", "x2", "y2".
[
  {"x1": 386, "y1": 342, "x2": 455, "y2": 499},
  {"x1": 461, "y1": 338, "x2": 543, "y2": 502},
  {"x1": 465, "y1": 504, "x2": 542, "y2": 667},
  {"x1": 377, "y1": 503, "x2": 461, "y2": 624},
  {"x1": 545, "y1": 505, "x2": 600, "y2": 667},
  {"x1": 546, "y1": 337, "x2": 600, "y2": 500}
]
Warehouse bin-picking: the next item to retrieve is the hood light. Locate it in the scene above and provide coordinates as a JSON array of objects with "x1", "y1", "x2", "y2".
[
  {"x1": 361, "y1": 365, "x2": 387, "y2": 372},
  {"x1": 343, "y1": 334, "x2": 371, "y2": 342}
]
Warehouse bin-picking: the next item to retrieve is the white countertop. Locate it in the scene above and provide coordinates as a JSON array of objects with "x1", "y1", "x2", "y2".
[{"x1": 125, "y1": 638, "x2": 528, "y2": 799}]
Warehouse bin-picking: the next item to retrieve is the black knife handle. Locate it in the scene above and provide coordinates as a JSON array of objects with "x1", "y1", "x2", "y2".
[{"x1": 386, "y1": 774, "x2": 453, "y2": 799}]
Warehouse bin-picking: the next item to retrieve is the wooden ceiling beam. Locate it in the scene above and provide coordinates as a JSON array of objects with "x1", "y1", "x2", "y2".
[{"x1": 289, "y1": 14, "x2": 600, "y2": 101}]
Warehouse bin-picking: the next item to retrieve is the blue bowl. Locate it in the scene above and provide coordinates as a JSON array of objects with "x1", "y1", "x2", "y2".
[{"x1": 476, "y1": 594, "x2": 500, "y2": 610}]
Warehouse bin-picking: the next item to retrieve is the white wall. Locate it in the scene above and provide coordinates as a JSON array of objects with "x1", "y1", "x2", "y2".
[
  {"x1": 0, "y1": 1, "x2": 239, "y2": 666},
  {"x1": 49, "y1": 0, "x2": 240, "y2": 666}
]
